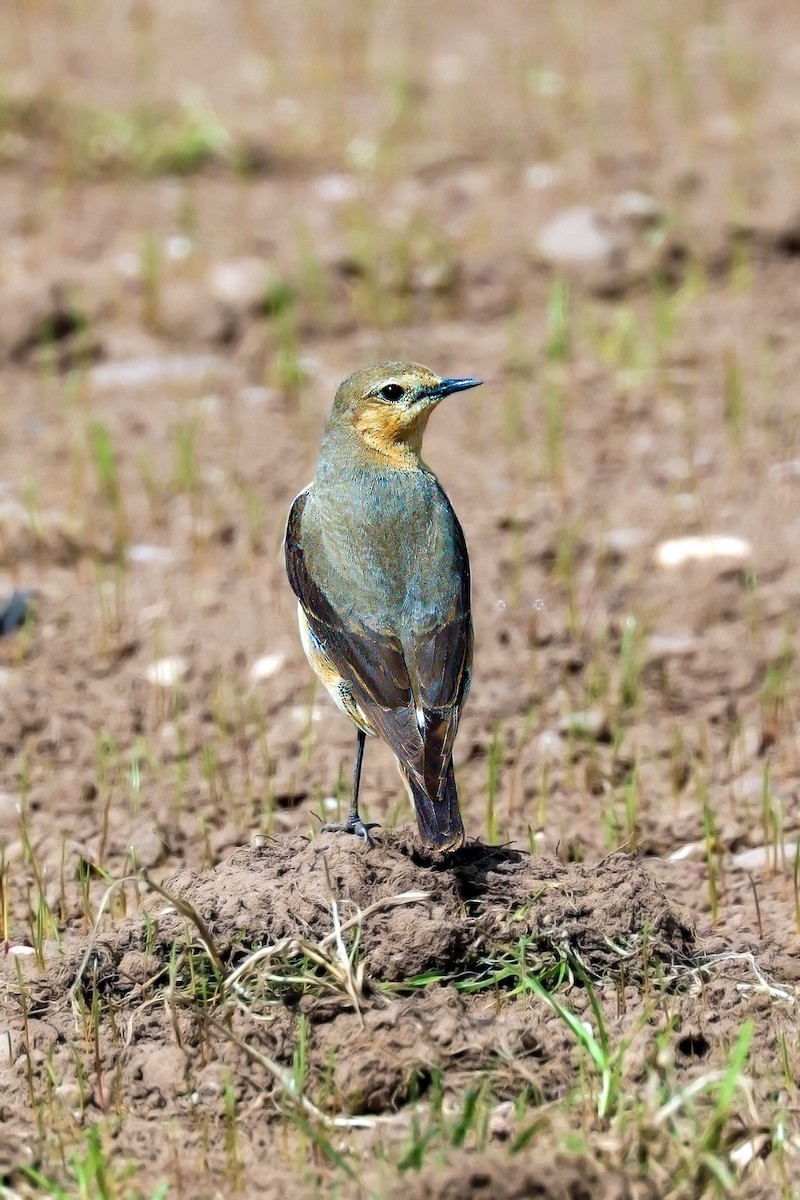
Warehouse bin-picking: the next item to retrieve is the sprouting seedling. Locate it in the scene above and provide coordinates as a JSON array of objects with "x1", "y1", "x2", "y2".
[
  {"x1": 173, "y1": 418, "x2": 201, "y2": 499},
  {"x1": 528, "y1": 964, "x2": 640, "y2": 1122},
  {"x1": 87, "y1": 419, "x2": 128, "y2": 550},
  {"x1": 545, "y1": 278, "x2": 571, "y2": 363},
  {"x1": 723, "y1": 349, "x2": 746, "y2": 450},
  {"x1": 618, "y1": 614, "x2": 641, "y2": 711},
  {"x1": 139, "y1": 230, "x2": 162, "y2": 331},
  {"x1": 698, "y1": 764, "x2": 722, "y2": 923}
]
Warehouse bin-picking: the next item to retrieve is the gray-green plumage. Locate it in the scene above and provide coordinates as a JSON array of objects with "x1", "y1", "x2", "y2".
[{"x1": 285, "y1": 361, "x2": 481, "y2": 850}]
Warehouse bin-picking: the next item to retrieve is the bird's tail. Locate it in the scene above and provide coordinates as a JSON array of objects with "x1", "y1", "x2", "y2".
[{"x1": 400, "y1": 759, "x2": 465, "y2": 851}]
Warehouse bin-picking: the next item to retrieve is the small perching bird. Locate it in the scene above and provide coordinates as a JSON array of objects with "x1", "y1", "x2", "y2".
[{"x1": 285, "y1": 361, "x2": 481, "y2": 850}]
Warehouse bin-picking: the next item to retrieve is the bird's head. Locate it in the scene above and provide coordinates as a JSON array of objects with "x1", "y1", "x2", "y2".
[{"x1": 328, "y1": 361, "x2": 482, "y2": 468}]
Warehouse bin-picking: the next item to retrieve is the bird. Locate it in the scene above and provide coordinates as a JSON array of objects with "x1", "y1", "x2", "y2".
[{"x1": 285, "y1": 361, "x2": 481, "y2": 851}]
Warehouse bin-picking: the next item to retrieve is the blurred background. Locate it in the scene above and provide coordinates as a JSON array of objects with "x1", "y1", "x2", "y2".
[{"x1": 1, "y1": 0, "x2": 799, "y2": 933}]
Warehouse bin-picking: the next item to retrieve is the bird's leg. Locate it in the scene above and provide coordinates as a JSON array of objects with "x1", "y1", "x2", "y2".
[{"x1": 323, "y1": 729, "x2": 380, "y2": 845}]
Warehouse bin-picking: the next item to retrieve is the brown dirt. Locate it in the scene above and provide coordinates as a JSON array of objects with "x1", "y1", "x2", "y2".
[{"x1": 2, "y1": 2, "x2": 800, "y2": 1198}]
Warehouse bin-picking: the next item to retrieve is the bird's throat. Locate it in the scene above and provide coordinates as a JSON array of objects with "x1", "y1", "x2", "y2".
[{"x1": 351, "y1": 406, "x2": 429, "y2": 471}]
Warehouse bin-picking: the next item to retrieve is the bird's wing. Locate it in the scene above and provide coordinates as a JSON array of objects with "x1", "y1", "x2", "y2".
[
  {"x1": 404, "y1": 495, "x2": 472, "y2": 806},
  {"x1": 285, "y1": 488, "x2": 472, "y2": 815}
]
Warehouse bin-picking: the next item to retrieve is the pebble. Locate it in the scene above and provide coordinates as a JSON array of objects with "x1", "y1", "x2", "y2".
[
  {"x1": 0, "y1": 792, "x2": 20, "y2": 831},
  {"x1": 525, "y1": 162, "x2": 560, "y2": 190},
  {"x1": 289, "y1": 704, "x2": 324, "y2": 724},
  {"x1": 604, "y1": 527, "x2": 647, "y2": 557},
  {"x1": 612, "y1": 190, "x2": 663, "y2": 227},
  {"x1": 536, "y1": 206, "x2": 618, "y2": 270},
  {"x1": 127, "y1": 822, "x2": 165, "y2": 869},
  {"x1": 666, "y1": 841, "x2": 704, "y2": 862},
  {"x1": 769, "y1": 459, "x2": 800, "y2": 480},
  {"x1": 655, "y1": 535, "x2": 751, "y2": 568},
  {"x1": 646, "y1": 633, "x2": 700, "y2": 660},
  {"x1": 129, "y1": 544, "x2": 176, "y2": 566},
  {"x1": 209, "y1": 258, "x2": 270, "y2": 313},
  {"x1": 731, "y1": 842, "x2": 799, "y2": 871},
  {"x1": 145, "y1": 656, "x2": 189, "y2": 687},
  {"x1": 536, "y1": 730, "x2": 564, "y2": 763},
  {"x1": 239, "y1": 385, "x2": 281, "y2": 409},
  {"x1": 249, "y1": 652, "x2": 287, "y2": 683},
  {"x1": 89, "y1": 355, "x2": 230, "y2": 391},
  {"x1": 314, "y1": 174, "x2": 359, "y2": 204},
  {"x1": 558, "y1": 710, "x2": 608, "y2": 740}
]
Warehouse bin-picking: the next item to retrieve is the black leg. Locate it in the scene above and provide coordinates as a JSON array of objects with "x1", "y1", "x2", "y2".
[{"x1": 322, "y1": 729, "x2": 380, "y2": 846}]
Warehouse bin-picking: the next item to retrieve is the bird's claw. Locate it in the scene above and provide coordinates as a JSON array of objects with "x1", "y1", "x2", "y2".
[{"x1": 322, "y1": 815, "x2": 380, "y2": 847}]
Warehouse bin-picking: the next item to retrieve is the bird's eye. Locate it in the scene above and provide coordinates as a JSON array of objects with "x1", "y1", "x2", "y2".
[{"x1": 379, "y1": 383, "x2": 405, "y2": 402}]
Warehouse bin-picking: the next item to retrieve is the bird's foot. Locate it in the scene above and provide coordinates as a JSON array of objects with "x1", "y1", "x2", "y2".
[{"x1": 322, "y1": 813, "x2": 380, "y2": 847}]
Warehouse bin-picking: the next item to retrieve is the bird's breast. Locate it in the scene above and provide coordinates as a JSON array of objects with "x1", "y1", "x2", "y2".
[{"x1": 305, "y1": 470, "x2": 464, "y2": 632}]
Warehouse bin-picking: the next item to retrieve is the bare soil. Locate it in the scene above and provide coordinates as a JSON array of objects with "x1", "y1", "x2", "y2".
[{"x1": 1, "y1": 3, "x2": 800, "y2": 1198}]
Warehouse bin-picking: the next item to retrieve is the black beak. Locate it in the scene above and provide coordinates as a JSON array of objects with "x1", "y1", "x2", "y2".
[{"x1": 427, "y1": 377, "x2": 482, "y2": 401}]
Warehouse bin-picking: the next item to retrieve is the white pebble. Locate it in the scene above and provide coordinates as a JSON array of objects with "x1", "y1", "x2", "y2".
[
  {"x1": 145, "y1": 657, "x2": 189, "y2": 687},
  {"x1": 129, "y1": 544, "x2": 176, "y2": 566},
  {"x1": 731, "y1": 842, "x2": 799, "y2": 871},
  {"x1": 249, "y1": 653, "x2": 286, "y2": 683},
  {"x1": 655, "y1": 535, "x2": 751, "y2": 568}
]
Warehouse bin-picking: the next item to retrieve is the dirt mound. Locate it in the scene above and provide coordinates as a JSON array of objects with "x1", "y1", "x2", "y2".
[{"x1": 60, "y1": 831, "x2": 696, "y2": 1003}]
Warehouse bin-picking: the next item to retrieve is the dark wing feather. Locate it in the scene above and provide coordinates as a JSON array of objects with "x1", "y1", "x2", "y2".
[
  {"x1": 285, "y1": 487, "x2": 471, "y2": 843},
  {"x1": 407, "y1": 496, "x2": 472, "y2": 802}
]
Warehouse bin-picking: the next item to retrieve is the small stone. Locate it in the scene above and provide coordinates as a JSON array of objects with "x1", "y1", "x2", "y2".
[
  {"x1": 536, "y1": 206, "x2": 619, "y2": 270},
  {"x1": 525, "y1": 162, "x2": 560, "y2": 190},
  {"x1": 165, "y1": 235, "x2": 193, "y2": 261},
  {"x1": 89, "y1": 355, "x2": 230, "y2": 391},
  {"x1": 667, "y1": 842, "x2": 704, "y2": 862},
  {"x1": 289, "y1": 705, "x2": 324, "y2": 724},
  {"x1": 603, "y1": 528, "x2": 647, "y2": 557},
  {"x1": 249, "y1": 652, "x2": 286, "y2": 683},
  {"x1": 612, "y1": 190, "x2": 664, "y2": 228},
  {"x1": 646, "y1": 633, "x2": 700, "y2": 660},
  {"x1": 54, "y1": 1081, "x2": 91, "y2": 1113},
  {"x1": 535, "y1": 730, "x2": 564, "y2": 763},
  {"x1": 209, "y1": 258, "x2": 270, "y2": 313},
  {"x1": 0, "y1": 792, "x2": 20, "y2": 832},
  {"x1": 737, "y1": 769, "x2": 771, "y2": 800},
  {"x1": 769, "y1": 459, "x2": 800, "y2": 481},
  {"x1": 129, "y1": 544, "x2": 176, "y2": 566},
  {"x1": 655, "y1": 535, "x2": 751, "y2": 568},
  {"x1": 145, "y1": 657, "x2": 188, "y2": 687},
  {"x1": 731, "y1": 842, "x2": 799, "y2": 871},
  {"x1": 0, "y1": 667, "x2": 19, "y2": 692},
  {"x1": 138, "y1": 601, "x2": 170, "y2": 625},
  {"x1": 239, "y1": 385, "x2": 281, "y2": 409},
  {"x1": 127, "y1": 822, "x2": 165, "y2": 869},
  {"x1": 558, "y1": 710, "x2": 609, "y2": 740},
  {"x1": 314, "y1": 174, "x2": 359, "y2": 204}
]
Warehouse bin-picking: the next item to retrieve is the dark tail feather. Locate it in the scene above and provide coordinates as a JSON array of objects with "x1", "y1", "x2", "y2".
[{"x1": 402, "y1": 759, "x2": 465, "y2": 850}]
